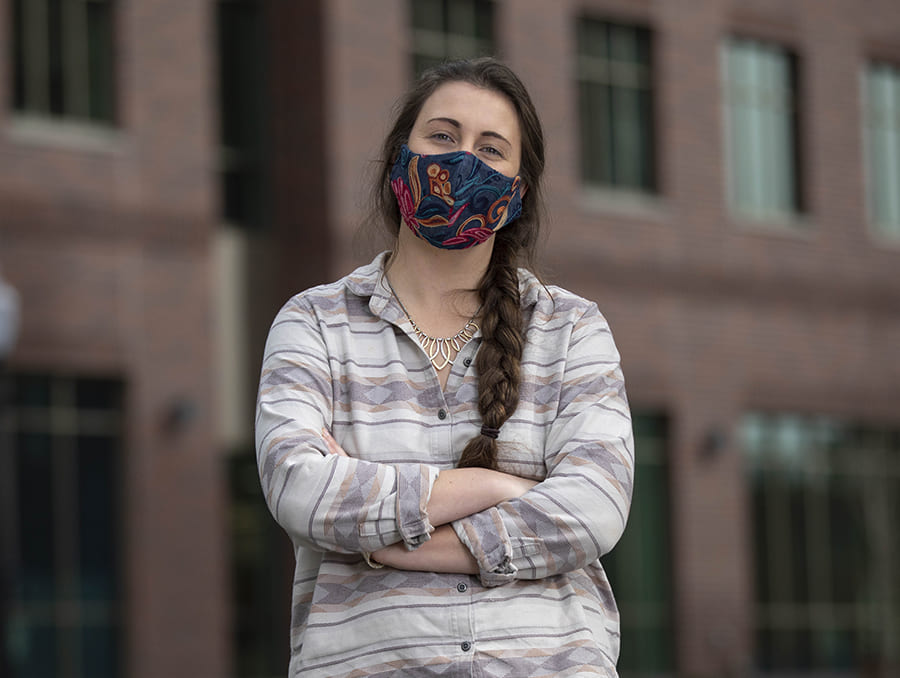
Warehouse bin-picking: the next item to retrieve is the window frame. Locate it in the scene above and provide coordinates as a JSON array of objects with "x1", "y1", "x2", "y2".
[
  {"x1": 10, "y1": 0, "x2": 117, "y2": 127},
  {"x1": 862, "y1": 60, "x2": 900, "y2": 243},
  {"x1": 601, "y1": 412, "x2": 675, "y2": 676},
  {"x1": 576, "y1": 16, "x2": 658, "y2": 197},
  {"x1": 216, "y1": 0, "x2": 270, "y2": 230},
  {"x1": 741, "y1": 412, "x2": 900, "y2": 674},
  {"x1": 721, "y1": 36, "x2": 806, "y2": 226},
  {"x1": 409, "y1": 0, "x2": 497, "y2": 79},
  {"x1": 4, "y1": 374, "x2": 125, "y2": 678}
]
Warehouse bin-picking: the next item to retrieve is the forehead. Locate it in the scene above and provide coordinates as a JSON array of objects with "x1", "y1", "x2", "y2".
[{"x1": 416, "y1": 81, "x2": 520, "y2": 137}]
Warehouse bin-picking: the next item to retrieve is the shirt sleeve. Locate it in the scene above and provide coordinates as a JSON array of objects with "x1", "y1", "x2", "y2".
[
  {"x1": 256, "y1": 296, "x2": 440, "y2": 554},
  {"x1": 452, "y1": 303, "x2": 634, "y2": 587}
]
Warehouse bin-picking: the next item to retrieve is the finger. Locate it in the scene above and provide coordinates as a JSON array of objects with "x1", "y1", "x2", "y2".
[
  {"x1": 321, "y1": 428, "x2": 339, "y2": 454},
  {"x1": 321, "y1": 429, "x2": 349, "y2": 456}
]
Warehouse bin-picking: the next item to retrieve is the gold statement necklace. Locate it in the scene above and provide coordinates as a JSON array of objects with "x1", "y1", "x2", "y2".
[{"x1": 386, "y1": 278, "x2": 481, "y2": 371}]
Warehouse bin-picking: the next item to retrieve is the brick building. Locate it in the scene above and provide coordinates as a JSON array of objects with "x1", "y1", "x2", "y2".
[
  {"x1": 1, "y1": 1, "x2": 899, "y2": 677},
  {"x1": 0, "y1": 1, "x2": 227, "y2": 678}
]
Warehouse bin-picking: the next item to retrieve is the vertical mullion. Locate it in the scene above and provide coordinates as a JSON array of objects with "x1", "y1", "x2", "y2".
[
  {"x1": 447, "y1": 0, "x2": 473, "y2": 55},
  {"x1": 765, "y1": 48, "x2": 784, "y2": 214},
  {"x1": 762, "y1": 468, "x2": 779, "y2": 653},
  {"x1": 781, "y1": 51, "x2": 798, "y2": 215},
  {"x1": 440, "y1": 0, "x2": 451, "y2": 62},
  {"x1": 886, "y1": 69, "x2": 900, "y2": 232},
  {"x1": 869, "y1": 69, "x2": 889, "y2": 229},
  {"x1": 724, "y1": 42, "x2": 738, "y2": 211},
  {"x1": 875, "y1": 68, "x2": 894, "y2": 230},
  {"x1": 886, "y1": 451, "x2": 900, "y2": 665},
  {"x1": 749, "y1": 44, "x2": 767, "y2": 216},
  {"x1": 23, "y1": 0, "x2": 51, "y2": 113},
  {"x1": 64, "y1": 0, "x2": 91, "y2": 119},
  {"x1": 54, "y1": 378, "x2": 82, "y2": 678},
  {"x1": 767, "y1": 48, "x2": 783, "y2": 214},
  {"x1": 807, "y1": 464, "x2": 831, "y2": 667},
  {"x1": 734, "y1": 43, "x2": 757, "y2": 214},
  {"x1": 739, "y1": 44, "x2": 757, "y2": 214},
  {"x1": 871, "y1": 444, "x2": 898, "y2": 668},
  {"x1": 0, "y1": 374, "x2": 20, "y2": 665}
]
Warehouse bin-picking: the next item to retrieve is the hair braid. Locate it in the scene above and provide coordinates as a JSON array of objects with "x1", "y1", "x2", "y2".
[{"x1": 457, "y1": 236, "x2": 524, "y2": 470}]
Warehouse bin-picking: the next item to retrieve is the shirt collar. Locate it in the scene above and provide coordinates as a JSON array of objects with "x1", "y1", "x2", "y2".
[{"x1": 346, "y1": 250, "x2": 547, "y2": 320}]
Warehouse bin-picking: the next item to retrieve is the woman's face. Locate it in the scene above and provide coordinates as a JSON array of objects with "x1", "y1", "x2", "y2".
[{"x1": 407, "y1": 81, "x2": 523, "y2": 179}]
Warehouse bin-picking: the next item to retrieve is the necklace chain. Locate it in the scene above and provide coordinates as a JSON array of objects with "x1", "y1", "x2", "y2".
[{"x1": 386, "y1": 277, "x2": 480, "y2": 371}]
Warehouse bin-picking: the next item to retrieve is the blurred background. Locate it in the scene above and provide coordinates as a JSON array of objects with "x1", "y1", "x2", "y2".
[{"x1": 1, "y1": 0, "x2": 899, "y2": 677}]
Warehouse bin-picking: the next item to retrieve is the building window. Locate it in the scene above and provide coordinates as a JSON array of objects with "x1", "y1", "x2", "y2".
[
  {"x1": 577, "y1": 18, "x2": 655, "y2": 193},
  {"x1": 602, "y1": 413, "x2": 674, "y2": 675},
  {"x1": 230, "y1": 450, "x2": 291, "y2": 678},
  {"x1": 742, "y1": 413, "x2": 900, "y2": 674},
  {"x1": 10, "y1": 0, "x2": 116, "y2": 125},
  {"x1": 3, "y1": 375, "x2": 124, "y2": 678},
  {"x1": 217, "y1": 0, "x2": 268, "y2": 229},
  {"x1": 410, "y1": 0, "x2": 495, "y2": 78},
  {"x1": 863, "y1": 62, "x2": 900, "y2": 240},
  {"x1": 723, "y1": 38, "x2": 802, "y2": 221}
]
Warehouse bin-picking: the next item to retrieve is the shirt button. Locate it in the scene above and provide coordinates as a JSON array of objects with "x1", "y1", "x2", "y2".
[
  {"x1": 437, "y1": 408, "x2": 447, "y2": 420},
  {"x1": 456, "y1": 582, "x2": 468, "y2": 593},
  {"x1": 463, "y1": 357, "x2": 472, "y2": 367},
  {"x1": 461, "y1": 641, "x2": 472, "y2": 652}
]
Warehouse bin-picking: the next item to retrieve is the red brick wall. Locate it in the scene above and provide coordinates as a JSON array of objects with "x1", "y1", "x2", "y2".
[{"x1": 0, "y1": 0, "x2": 227, "y2": 676}]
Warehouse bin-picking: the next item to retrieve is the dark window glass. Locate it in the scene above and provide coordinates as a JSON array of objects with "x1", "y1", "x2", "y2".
[
  {"x1": 8, "y1": 374, "x2": 123, "y2": 678},
  {"x1": 602, "y1": 412, "x2": 674, "y2": 674},
  {"x1": 410, "y1": 0, "x2": 496, "y2": 79},
  {"x1": 77, "y1": 435, "x2": 118, "y2": 600},
  {"x1": 16, "y1": 432, "x2": 56, "y2": 603},
  {"x1": 230, "y1": 450, "x2": 291, "y2": 677},
  {"x1": 577, "y1": 18, "x2": 656, "y2": 192},
  {"x1": 10, "y1": 0, "x2": 116, "y2": 124},
  {"x1": 217, "y1": 0, "x2": 267, "y2": 228},
  {"x1": 742, "y1": 414, "x2": 900, "y2": 673},
  {"x1": 75, "y1": 378, "x2": 120, "y2": 411},
  {"x1": 87, "y1": 1, "x2": 115, "y2": 122}
]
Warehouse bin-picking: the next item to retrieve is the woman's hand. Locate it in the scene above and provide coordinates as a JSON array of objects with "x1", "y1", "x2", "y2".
[{"x1": 321, "y1": 429, "x2": 349, "y2": 456}]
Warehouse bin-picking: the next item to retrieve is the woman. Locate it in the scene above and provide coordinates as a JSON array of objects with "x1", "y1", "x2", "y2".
[{"x1": 256, "y1": 58, "x2": 634, "y2": 677}]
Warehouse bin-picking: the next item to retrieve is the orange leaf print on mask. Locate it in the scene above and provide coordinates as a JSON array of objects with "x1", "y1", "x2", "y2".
[{"x1": 427, "y1": 163, "x2": 454, "y2": 206}]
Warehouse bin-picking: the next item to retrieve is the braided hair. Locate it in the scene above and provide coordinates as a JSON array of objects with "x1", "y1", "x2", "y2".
[{"x1": 373, "y1": 58, "x2": 546, "y2": 469}]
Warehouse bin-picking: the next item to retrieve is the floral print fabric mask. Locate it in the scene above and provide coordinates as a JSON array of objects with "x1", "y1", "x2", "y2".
[{"x1": 390, "y1": 144, "x2": 523, "y2": 249}]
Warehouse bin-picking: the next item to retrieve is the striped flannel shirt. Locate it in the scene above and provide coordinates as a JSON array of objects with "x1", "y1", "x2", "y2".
[{"x1": 256, "y1": 252, "x2": 634, "y2": 677}]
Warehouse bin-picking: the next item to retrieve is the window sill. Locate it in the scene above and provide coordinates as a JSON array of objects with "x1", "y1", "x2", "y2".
[
  {"x1": 579, "y1": 185, "x2": 667, "y2": 222},
  {"x1": 729, "y1": 209, "x2": 815, "y2": 240},
  {"x1": 6, "y1": 115, "x2": 124, "y2": 155},
  {"x1": 867, "y1": 224, "x2": 900, "y2": 251}
]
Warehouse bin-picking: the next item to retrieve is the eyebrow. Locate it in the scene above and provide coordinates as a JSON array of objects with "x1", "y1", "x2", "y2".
[{"x1": 426, "y1": 117, "x2": 512, "y2": 147}]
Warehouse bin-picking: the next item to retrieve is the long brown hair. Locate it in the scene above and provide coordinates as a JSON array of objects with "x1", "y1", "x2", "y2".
[{"x1": 374, "y1": 58, "x2": 546, "y2": 469}]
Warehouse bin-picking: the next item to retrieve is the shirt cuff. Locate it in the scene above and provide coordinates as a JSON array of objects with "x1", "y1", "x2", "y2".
[
  {"x1": 452, "y1": 507, "x2": 517, "y2": 587},
  {"x1": 395, "y1": 463, "x2": 440, "y2": 550}
]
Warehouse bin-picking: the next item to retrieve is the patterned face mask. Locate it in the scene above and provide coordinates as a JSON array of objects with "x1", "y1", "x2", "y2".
[{"x1": 389, "y1": 144, "x2": 523, "y2": 249}]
